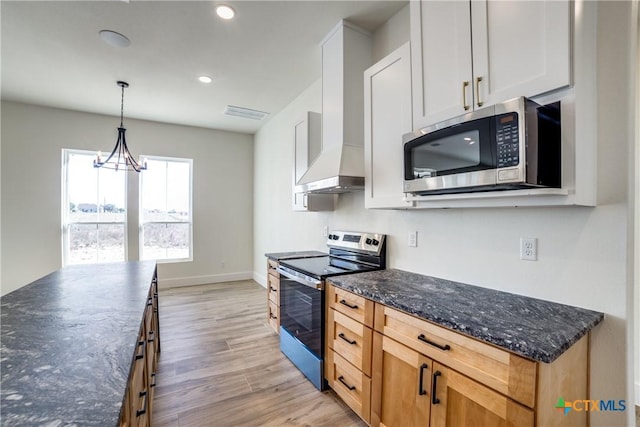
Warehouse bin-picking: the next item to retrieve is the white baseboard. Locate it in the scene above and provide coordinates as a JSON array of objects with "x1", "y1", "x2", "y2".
[
  {"x1": 253, "y1": 271, "x2": 267, "y2": 288},
  {"x1": 158, "y1": 271, "x2": 253, "y2": 289}
]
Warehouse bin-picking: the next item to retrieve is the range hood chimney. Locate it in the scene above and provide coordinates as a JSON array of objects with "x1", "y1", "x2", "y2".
[{"x1": 296, "y1": 21, "x2": 372, "y2": 194}]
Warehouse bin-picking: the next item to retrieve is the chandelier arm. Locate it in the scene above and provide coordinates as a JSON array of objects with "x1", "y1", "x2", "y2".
[
  {"x1": 98, "y1": 127, "x2": 126, "y2": 166},
  {"x1": 120, "y1": 130, "x2": 142, "y2": 172}
]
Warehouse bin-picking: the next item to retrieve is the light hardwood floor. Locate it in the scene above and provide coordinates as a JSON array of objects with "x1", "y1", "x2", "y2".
[{"x1": 152, "y1": 280, "x2": 366, "y2": 427}]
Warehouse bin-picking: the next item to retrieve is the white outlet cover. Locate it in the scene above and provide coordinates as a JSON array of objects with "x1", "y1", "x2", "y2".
[{"x1": 520, "y1": 237, "x2": 537, "y2": 261}]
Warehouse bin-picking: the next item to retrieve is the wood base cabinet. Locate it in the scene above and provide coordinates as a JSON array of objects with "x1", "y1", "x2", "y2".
[
  {"x1": 120, "y1": 270, "x2": 160, "y2": 427},
  {"x1": 326, "y1": 282, "x2": 591, "y2": 427},
  {"x1": 266, "y1": 259, "x2": 280, "y2": 333}
]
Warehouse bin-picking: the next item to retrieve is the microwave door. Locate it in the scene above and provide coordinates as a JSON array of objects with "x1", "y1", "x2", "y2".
[{"x1": 404, "y1": 117, "x2": 496, "y2": 193}]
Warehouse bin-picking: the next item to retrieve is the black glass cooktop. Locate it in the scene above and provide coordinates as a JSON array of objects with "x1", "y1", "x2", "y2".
[{"x1": 279, "y1": 255, "x2": 379, "y2": 280}]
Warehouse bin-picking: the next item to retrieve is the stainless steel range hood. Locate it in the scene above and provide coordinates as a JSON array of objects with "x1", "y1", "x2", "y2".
[
  {"x1": 295, "y1": 21, "x2": 372, "y2": 194},
  {"x1": 295, "y1": 144, "x2": 364, "y2": 193}
]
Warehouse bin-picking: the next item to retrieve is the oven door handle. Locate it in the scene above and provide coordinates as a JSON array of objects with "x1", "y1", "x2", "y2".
[{"x1": 277, "y1": 266, "x2": 323, "y2": 290}]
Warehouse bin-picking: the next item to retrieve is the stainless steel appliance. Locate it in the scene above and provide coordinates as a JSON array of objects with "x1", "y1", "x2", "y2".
[
  {"x1": 403, "y1": 97, "x2": 561, "y2": 195},
  {"x1": 277, "y1": 231, "x2": 386, "y2": 390}
]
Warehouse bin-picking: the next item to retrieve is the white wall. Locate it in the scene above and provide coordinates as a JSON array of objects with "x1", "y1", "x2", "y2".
[
  {"x1": 253, "y1": 2, "x2": 636, "y2": 425},
  {"x1": 1, "y1": 101, "x2": 254, "y2": 295}
]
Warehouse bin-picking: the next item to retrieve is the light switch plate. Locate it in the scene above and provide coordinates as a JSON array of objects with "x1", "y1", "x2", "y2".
[{"x1": 408, "y1": 231, "x2": 418, "y2": 247}]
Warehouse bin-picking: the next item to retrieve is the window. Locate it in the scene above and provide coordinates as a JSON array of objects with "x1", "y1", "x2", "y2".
[
  {"x1": 139, "y1": 156, "x2": 192, "y2": 262},
  {"x1": 62, "y1": 150, "x2": 127, "y2": 265}
]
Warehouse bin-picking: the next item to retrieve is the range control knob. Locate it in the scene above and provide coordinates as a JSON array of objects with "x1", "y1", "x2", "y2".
[
  {"x1": 365, "y1": 238, "x2": 373, "y2": 245},
  {"x1": 372, "y1": 239, "x2": 380, "y2": 246},
  {"x1": 329, "y1": 234, "x2": 339, "y2": 240}
]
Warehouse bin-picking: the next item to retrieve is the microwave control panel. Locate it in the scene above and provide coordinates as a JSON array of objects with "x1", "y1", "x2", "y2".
[{"x1": 496, "y1": 113, "x2": 520, "y2": 168}]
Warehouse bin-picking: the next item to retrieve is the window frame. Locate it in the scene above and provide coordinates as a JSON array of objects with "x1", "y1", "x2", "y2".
[
  {"x1": 138, "y1": 155, "x2": 193, "y2": 263},
  {"x1": 61, "y1": 148, "x2": 128, "y2": 266}
]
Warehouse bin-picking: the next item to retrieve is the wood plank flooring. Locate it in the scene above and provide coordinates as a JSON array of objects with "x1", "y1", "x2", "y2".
[{"x1": 152, "y1": 280, "x2": 365, "y2": 427}]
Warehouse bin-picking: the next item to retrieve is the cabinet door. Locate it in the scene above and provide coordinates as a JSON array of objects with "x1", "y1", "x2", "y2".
[
  {"x1": 410, "y1": 0, "x2": 473, "y2": 128},
  {"x1": 292, "y1": 112, "x2": 335, "y2": 211},
  {"x1": 364, "y1": 42, "x2": 413, "y2": 209},
  {"x1": 371, "y1": 333, "x2": 431, "y2": 427},
  {"x1": 471, "y1": 0, "x2": 571, "y2": 108},
  {"x1": 430, "y1": 362, "x2": 534, "y2": 427}
]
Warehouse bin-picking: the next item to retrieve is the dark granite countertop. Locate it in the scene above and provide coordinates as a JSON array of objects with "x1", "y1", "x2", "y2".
[
  {"x1": 327, "y1": 269, "x2": 604, "y2": 364},
  {"x1": 265, "y1": 250, "x2": 327, "y2": 261},
  {"x1": 1, "y1": 261, "x2": 157, "y2": 426}
]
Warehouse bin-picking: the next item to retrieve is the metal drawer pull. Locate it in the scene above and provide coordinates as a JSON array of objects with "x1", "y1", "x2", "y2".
[
  {"x1": 269, "y1": 313, "x2": 277, "y2": 320},
  {"x1": 270, "y1": 286, "x2": 277, "y2": 292},
  {"x1": 338, "y1": 333, "x2": 357, "y2": 345},
  {"x1": 150, "y1": 373, "x2": 157, "y2": 388},
  {"x1": 148, "y1": 330, "x2": 155, "y2": 342},
  {"x1": 136, "y1": 390, "x2": 147, "y2": 417},
  {"x1": 419, "y1": 363, "x2": 428, "y2": 396},
  {"x1": 417, "y1": 334, "x2": 451, "y2": 351},
  {"x1": 338, "y1": 376, "x2": 356, "y2": 391},
  {"x1": 135, "y1": 340, "x2": 145, "y2": 360},
  {"x1": 432, "y1": 371, "x2": 441, "y2": 405},
  {"x1": 462, "y1": 81, "x2": 470, "y2": 111},
  {"x1": 475, "y1": 76, "x2": 484, "y2": 107},
  {"x1": 339, "y1": 299, "x2": 358, "y2": 310}
]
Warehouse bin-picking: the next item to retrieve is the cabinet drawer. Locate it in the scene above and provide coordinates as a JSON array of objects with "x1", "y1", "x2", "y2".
[
  {"x1": 374, "y1": 304, "x2": 536, "y2": 408},
  {"x1": 328, "y1": 308, "x2": 373, "y2": 376},
  {"x1": 326, "y1": 350, "x2": 371, "y2": 424},
  {"x1": 327, "y1": 284, "x2": 374, "y2": 328},
  {"x1": 267, "y1": 259, "x2": 280, "y2": 278},
  {"x1": 268, "y1": 300, "x2": 279, "y2": 333},
  {"x1": 268, "y1": 274, "x2": 279, "y2": 304}
]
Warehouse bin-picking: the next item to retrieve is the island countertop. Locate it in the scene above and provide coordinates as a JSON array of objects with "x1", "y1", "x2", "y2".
[
  {"x1": 327, "y1": 269, "x2": 604, "y2": 363},
  {"x1": 0, "y1": 261, "x2": 157, "y2": 426}
]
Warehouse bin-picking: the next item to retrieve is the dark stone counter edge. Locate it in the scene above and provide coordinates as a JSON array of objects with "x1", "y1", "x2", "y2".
[{"x1": 328, "y1": 279, "x2": 604, "y2": 364}]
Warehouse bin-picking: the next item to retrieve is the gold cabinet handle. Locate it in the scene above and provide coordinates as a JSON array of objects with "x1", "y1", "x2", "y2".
[
  {"x1": 475, "y1": 76, "x2": 483, "y2": 107},
  {"x1": 462, "y1": 81, "x2": 470, "y2": 111}
]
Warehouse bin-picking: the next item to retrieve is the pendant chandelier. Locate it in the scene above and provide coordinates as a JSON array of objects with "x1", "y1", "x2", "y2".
[{"x1": 94, "y1": 81, "x2": 147, "y2": 172}]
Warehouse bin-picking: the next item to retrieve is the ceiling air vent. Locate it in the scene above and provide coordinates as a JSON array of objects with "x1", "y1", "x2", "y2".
[{"x1": 223, "y1": 105, "x2": 269, "y2": 120}]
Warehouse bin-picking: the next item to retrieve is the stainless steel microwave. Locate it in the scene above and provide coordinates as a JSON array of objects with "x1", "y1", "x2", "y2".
[{"x1": 403, "y1": 97, "x2": 561, "y2": 195}]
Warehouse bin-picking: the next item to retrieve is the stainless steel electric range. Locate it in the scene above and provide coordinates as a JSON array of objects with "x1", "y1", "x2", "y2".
[{"x1": 277, "y1": 231, "x2": 386, "y2": 390}]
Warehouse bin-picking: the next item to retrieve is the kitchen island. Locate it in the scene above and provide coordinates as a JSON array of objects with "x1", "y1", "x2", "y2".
[{"x1": 0, "y1": 261, "x2": 158, "y2": 426}]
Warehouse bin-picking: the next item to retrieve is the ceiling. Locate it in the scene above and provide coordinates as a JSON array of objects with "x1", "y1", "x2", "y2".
[{"x1": 1, "y1": 1, "x2": 407, "y2": 134}]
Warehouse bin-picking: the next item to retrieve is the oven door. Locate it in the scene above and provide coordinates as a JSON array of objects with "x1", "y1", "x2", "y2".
[{"x1": 278, "y1": 268, "x2": 323, "y2": 357}]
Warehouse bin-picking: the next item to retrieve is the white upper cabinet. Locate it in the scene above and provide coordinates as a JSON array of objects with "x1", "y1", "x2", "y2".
[
  {"x1": 364, "y1": 42, "x2": 413, "y2": 209},
  {"x1": 411, "y1": 0, "x2": 571, "y2": 129},
  {"x1": 292, "y1": 112, "x2": 336, "y2": 211}
]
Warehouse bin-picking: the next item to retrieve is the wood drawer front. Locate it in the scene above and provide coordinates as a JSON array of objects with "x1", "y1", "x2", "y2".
[
  {"x1": 328, "y1": 308, "x2": 373, "y2": 376},
  {"x1": 326, "y1": 350, "x2": 371, "y2": 424},
  {"x1": 267, "y1": 259, "x2": 280, "y2": 278},
  {"x1": 374, "y1": 304, "x2": 536, "y2": 408},
  {"x1": 267, "y1": 274, "x2": 279, "y2": 304},
  {"x1": 327, "y1": 284, "x2": 374, "y2": 328},
  {"x1": 268, "y1": 300, "x2": 279, "y2": 333}
]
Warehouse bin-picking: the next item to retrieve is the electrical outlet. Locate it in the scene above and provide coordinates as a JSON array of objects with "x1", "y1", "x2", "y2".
[
  {"x1": 408, "y1": 231, "x2": 418, "y2": 247},
  {"x1": 520, "y1": 238, "x2": 537, "y2": 261},
  {"x1": 323, "y1": 226, "x2": 329, "y2": 237}
]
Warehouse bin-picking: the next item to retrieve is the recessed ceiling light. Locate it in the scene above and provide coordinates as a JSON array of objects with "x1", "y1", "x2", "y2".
[
  {"x1": 98, "y1": 30, "x2": 130, "y2": 48},
  {"x1": 223, "y1": 105, "x2": 269, "y2": 120},
  {"x1": 198, "y1": 75, "x2": 213, "y2": 84},
  {"x1": 216, "y1": 4, "x2": 235, "y2": 20}
]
